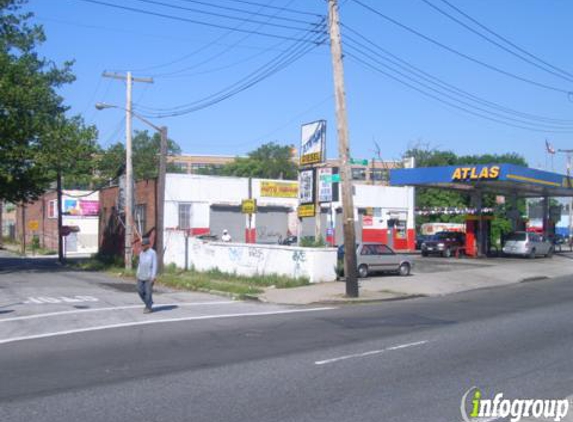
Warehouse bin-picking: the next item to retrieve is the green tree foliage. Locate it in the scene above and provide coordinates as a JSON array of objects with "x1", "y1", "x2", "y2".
[
  {"x1": 0, "y1": 0, "x2": 97, "y2": 201},
  {"x1": 219, "y1": 142, "x2": 297, "y2": 180},
  {"x1": 97, "y1": 130, "x2": 183, "y2": 182}
]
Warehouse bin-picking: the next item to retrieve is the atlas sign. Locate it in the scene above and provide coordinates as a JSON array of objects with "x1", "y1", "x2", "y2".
[{"x1": 452, "y1": 166, "x2": 500, "y2": 181}]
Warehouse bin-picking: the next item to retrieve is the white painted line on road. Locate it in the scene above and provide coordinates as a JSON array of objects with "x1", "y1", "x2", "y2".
[
  {"x1": 314, "y1": 340, "x2": 428, "y2": 365},
  {"x1": 0, "y1": 307, "x2": 335, "y2": 345},
  {"x1": 0, "y1": 301, "x2": 238, "y2": 323}
]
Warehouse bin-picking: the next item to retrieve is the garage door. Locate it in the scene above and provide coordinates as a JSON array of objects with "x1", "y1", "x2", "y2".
[
  {"x1": 256, "y1": 207, "x2": 289, "y2": 244},
  {"x1": 209, "y1": 205, "x2": 245, "y2": 242}
]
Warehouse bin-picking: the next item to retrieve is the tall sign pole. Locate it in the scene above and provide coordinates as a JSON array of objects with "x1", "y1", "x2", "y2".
[
  {"x1": 102, "y1": 71, "x2": 153, "y2": 269},
  {"x1": 327, "y1": 0, "x2": 358, "y2": 297}
]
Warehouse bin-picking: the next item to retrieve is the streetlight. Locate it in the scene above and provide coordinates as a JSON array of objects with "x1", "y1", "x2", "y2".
[{"x1": 95, "y1": 102, "x2": 167, "y2": 273}]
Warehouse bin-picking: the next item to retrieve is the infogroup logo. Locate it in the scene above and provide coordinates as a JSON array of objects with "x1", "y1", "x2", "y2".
[{"x1": 461, "y1": 387, "x2": 571, "y2": 422}]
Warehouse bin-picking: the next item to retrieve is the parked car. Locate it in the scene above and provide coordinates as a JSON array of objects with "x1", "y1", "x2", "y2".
[
  {"x1": 415, "y1": 234, "x2": 432, "y2": 250},
  {"x1": 502, "y1": 231, "x2": 553, "y2": 258},
  {"x1": 278, "y1": 235, "x2": 297, "y2": 246},
  {"x1": 338, "y1": 243, "x2": 413, "y2": 278},
  {"x1": 420, "y1": 231, "x2": 465, "y2": 257}
]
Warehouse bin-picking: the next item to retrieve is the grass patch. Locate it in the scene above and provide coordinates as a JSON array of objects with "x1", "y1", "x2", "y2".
[
  {"x1": 70, "y1": 259, "x2": 309, "y2": 299},
  {"x1": 158, "y1": 266, "x2": 309, "y2": 299}
]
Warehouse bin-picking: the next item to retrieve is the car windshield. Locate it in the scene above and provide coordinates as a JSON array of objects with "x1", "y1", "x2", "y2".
[
  {"x1": 430, "y1": 232, "x2": 451, "y2": 240},
  {"x1": 506, "y1": 233, "x2": 526, "y2": 241}
]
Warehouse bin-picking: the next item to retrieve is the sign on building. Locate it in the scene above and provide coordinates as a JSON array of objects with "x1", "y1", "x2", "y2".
[
  {"x1": 300, "y1": 120, "x2": 326, "y2": 166},
  {"x1": 28, "y1": 220, "x2": 39, "y2": 231},
  {"x1": 260, "y1": 181, "x2": 298, "y2": 198},
  {"x1": 298, "y1": 169, "x2": 315, "y2": 205}
]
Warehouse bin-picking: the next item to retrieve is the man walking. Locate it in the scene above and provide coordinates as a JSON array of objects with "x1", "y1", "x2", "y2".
[{"x1": 137, "y1": 237, "x2": 157, "y2": 313}]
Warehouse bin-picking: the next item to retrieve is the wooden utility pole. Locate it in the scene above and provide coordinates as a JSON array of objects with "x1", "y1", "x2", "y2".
[
  {"x1": 156, "y1": 126, "x2": 167, "y2": 273},
  {"x1": 328, "y1": 0, "x2": 358, "y2": 297},
  {"x1": 56, "y1": 170, "x2": 65, "y2": 264},
  {"x1": 102, "y1": 71, "x2": 153, "y2": 269}
]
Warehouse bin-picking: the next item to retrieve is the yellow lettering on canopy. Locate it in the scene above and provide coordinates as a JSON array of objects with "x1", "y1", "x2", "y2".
[
  {"x1": 461, "y1": 168, "x2": 471, "y2": 179},
  {"x1": 489, "y1": 166, "x2": 500, "y2": 179},
  {"x1": 479, "y1": 167, "x2": 490, "y2": 179},
  {"x1": 470, "y1": 168, "x2": 479, "y2": 179},
  {"x1": 452, "y1": 168, "x2": 462, "y2": 180}
]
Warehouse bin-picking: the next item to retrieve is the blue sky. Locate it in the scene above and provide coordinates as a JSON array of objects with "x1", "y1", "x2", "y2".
[{"x1": 28, "y1": 0, "x2": 573, "y2": 173}]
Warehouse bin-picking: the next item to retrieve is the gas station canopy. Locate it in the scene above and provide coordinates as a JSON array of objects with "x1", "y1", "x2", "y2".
[{"x1": 390, "y1": 163, "x2": 573, "y2": 198}]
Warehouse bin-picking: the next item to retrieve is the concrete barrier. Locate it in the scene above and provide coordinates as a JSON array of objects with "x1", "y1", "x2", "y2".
[{"x1": 164, "y1": 231, "x2": 337, "y2": 283}]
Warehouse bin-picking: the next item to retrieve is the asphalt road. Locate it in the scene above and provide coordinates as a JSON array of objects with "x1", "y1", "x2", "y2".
[{"x1": 1, "y1": 253, "x2": 573, "y2": 422}]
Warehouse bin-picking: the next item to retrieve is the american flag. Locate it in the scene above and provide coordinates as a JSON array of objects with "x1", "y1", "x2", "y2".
[{"x1": 545, "y1": 139, "x2": 556, "y2": 154}]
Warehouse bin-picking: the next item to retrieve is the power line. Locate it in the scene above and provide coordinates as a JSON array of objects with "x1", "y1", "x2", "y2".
[
  {"x1": 120, "y1": 1, "x2": 291, "y2": 73},
  {"x1": 148, "y1": 0, "x2": 306, "y2": 78},
  {"x1": 136, "y1": 32, "x2": 325, "y2": 117},
  {"x1": 437, "y1": 0, "x2": 573, "y2": 81},
  {"x1": 76, "y1": 0, "x2": 325, "y2": 43},
  {"x1": 135, "y1": 24, "x2": 327, "y2": 116},
  {"x1": 168, "y1": 0, "x2": 322, "y2": 25},
  {"x1": 342, "y1": 24, "x2": 573, "y2": 126},
  {"x1": 345, "y1": 45, "x2": 573, "y2": 133},
  {"x1": 130, "y1": 0, "x2": 322, "y2": 32},
  {"x1": 207, "y1": 0, "x2": 323, "y2": 17},
  {"x1": 420, "y1": 0, "x2": 573, "y2": 83},
  {"x1": 350, "y1": 0, "x2": 572, "y2": 95}
]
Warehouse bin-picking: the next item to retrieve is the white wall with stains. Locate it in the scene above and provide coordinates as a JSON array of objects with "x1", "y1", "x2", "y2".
[{"x1": 164, "y1": 231, "x2": 337, "y2": 283}]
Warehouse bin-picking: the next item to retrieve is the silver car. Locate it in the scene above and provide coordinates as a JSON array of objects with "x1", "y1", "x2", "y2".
[
  {"x1": 338, "y1": 243, "x2": 413, "y2": 277},
  {"x1": 502, "y1": 231, "x2": 553, "y2": 258}
]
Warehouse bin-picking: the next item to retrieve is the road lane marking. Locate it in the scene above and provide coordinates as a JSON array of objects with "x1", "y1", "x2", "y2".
[
  {"x1": 23, "y1": 295, "x2": 99, "y2": 304},
  {"x1": 0, "y1": 307, "x2": 335, "y2": 345},
  {"x1": 0, "y1": 301, "x2": 238, "y2": 323},
  {"x1": 314, "y1": 340, "x2": 428, "y2": 365}
]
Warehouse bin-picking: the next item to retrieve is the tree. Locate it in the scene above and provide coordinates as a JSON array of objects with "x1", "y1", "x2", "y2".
[
  {"x1": 97, "y1": 130, "x2": 183, "y2": 182},
  {"x1": 0, "y1": 0, "x2": 79, "y2": 202},
  {"x1": 219, "y1": 142, "x2": 297, "y2": 180}
]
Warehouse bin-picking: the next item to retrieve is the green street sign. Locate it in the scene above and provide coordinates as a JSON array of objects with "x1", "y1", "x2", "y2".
[
  {"x1": 350, "y1": 158, "x2": 369, "y2": 166},
  {"x1": 319, "y1": 174, "x2": 340, "y2": 183}
]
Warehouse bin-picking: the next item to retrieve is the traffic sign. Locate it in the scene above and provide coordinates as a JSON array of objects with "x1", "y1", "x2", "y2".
[
  {"x1": 319, "y1": 174, "x2": 341, "y2": 183},
  {"x1": 241, "y1": 199, "x2": 257, "y2": 214},
  {"x1": 350, "y1": 158, "x2": 369, "y2": 166}
]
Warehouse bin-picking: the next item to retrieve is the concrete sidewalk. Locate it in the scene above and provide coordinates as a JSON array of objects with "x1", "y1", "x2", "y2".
[{"x1": 260, "y1": 253, "x2": 573, "y2": 305}]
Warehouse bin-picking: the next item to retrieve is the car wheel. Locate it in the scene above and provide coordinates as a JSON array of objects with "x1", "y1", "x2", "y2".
[
  {"x1": 421, "y1": 251, "x2": 428, "y2": 257},
  {"x1": 443, "y1": 248, "x2": 452, "y2": 258},
  {"x1": 398, "y1": 262, "x2": 411, "y2": 276},
  {"x1": 358, "y1": 264, "x2": 369, "y2": 278},
  {"x1": 528, "y1": 249, "x2": 536, "y2": 259}
]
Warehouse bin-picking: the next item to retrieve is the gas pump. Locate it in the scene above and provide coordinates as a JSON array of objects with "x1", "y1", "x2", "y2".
[{"x1": 465, "y1": 215, "x2": 493, "y2": 257}]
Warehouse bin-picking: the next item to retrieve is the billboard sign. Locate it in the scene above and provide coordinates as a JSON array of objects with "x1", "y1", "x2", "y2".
[
  {"x1": 299, "y1": 168, "x2": 315, "y2": 205},
  {"x1": 300, "y1": 120, "x2": 326, "y2": 166}
]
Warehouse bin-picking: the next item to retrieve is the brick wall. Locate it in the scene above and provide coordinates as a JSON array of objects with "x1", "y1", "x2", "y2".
[
  {"x1": 16, "y1": 191, "x2": 59, "y2": 249},
  {"x1": 99, "y1": 179, "x2": 157, "y2": 258}
]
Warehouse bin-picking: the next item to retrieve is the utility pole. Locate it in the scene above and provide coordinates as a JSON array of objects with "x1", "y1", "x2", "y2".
[
  {"x1": 56, "y1": 169, "x2": 64, "y2": 264},
  {"x1": 328, "y1": 0, "x2": 358, "y2": 297},
  {"x1": 156, "y1": 126, "x2": 167, "y2": 273},
  {"x1": 102, "y1": 71, "x2": 153, "y2": 269}
]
